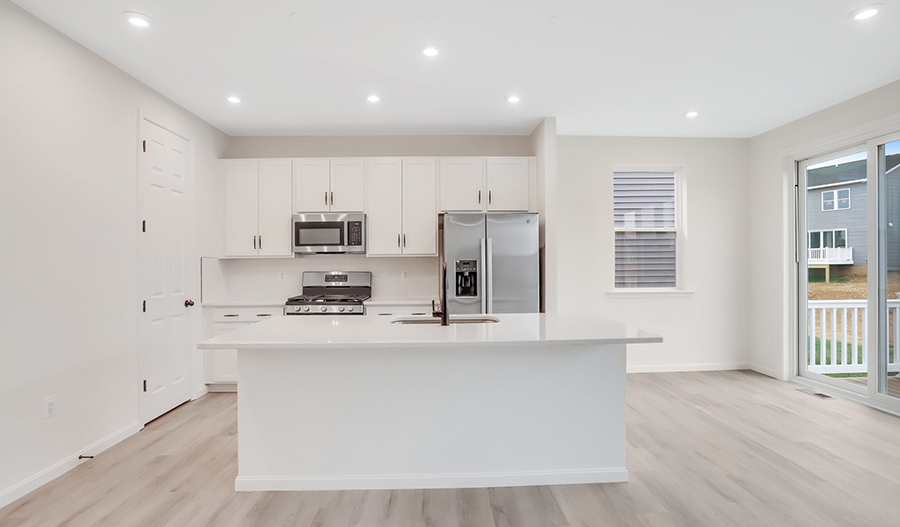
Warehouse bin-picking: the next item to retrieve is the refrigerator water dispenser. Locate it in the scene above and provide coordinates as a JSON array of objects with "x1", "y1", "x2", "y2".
[{"x1": 455, "y1": 260, "x2": 478, "y2": 297}]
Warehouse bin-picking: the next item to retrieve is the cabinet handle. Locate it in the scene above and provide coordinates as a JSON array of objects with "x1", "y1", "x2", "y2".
[
  {"x1": 478, "y1": 190, "x2": 481, "y2": 204},
  {"x1": 257, "y1": 313, "x2": 272, "y2": 317},
  {"x1": 398, "y1": 234, "x2": 401, "y2": 248},
  {"x1": 489, "y1": 190, "x2": 492, "y2": 204},
  {"x1": 325, "y1": 191, "x2": 328, "y2": 205},
  {"x1": 259, "y1": 236, "x2": 263, "y2": 249},
  {"x1": 330, "y1": 191, "x2": 334, "y2": 205},
  {"x1": 253, "y1": 236, "x2": 257, "y2": 250},
  {"x1": 223, "y1": 314, "x2": 239, "y2": 318},
  {"x1": 403, "y1": 234, "x2": 406, "y2": 247}
]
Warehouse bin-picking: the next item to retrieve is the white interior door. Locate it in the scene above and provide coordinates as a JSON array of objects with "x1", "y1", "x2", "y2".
[{"x1": 138, "y1": 118, "x2": 194, "y2": 425}]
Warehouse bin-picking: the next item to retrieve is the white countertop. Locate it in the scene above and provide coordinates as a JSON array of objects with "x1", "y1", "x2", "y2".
[
  {"x1": 201, "y1": 299, "x2": 434, "y2": 308},
  {"x1": 197, "y1": 313, "x2": 662, "y2": 349}
]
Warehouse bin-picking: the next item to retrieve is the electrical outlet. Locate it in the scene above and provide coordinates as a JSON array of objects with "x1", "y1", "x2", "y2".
[
  {"x1": 44, "y1": 396, "x2": 55, "y2": 419},
  {"x1": 401, "y1": 270, "x2": 410, "y2": 281},
  {"x1": 280, "y1": 272, "x2": 285, "y2": 281}
]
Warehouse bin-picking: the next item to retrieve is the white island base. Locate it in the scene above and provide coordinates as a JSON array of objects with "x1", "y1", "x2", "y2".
[{"x1": 199, "y1": 313, "x2": 661, "y2": 491}]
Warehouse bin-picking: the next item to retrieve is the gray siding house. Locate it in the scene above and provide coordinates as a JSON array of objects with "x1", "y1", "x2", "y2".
[{"x1": 807, "y1": 154, "x2": 900, "y2": 276}]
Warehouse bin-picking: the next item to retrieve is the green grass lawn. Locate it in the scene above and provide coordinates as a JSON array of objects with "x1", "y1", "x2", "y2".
[{"x1": 809, "y1": 336, "x2": 899, "y2": 378}]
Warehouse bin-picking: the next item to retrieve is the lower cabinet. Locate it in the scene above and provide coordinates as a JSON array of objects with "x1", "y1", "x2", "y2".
[{"x1": 205, "y1": 306, "x2": 282, "y2": 391}]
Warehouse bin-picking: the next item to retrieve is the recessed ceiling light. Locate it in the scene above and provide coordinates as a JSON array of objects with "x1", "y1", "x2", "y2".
[
  {"x1": 227, "y1": 96, "x2": 241, "y2": 103},
  {"x1": 849, "y1": 4, "x2": 884, "y2": 20},
  {"x1": 506, "y1": 95, "x2": 521, "y2": 103},
  {"x1": 367, "y1": 95, "x2": 380, "y2": 103},
  {"x1": 685, "y1": 110, "x2": 699, "y2": 118},
  {"x1": 422, "y1": 47, "x2": 439, "y2": 57},
  {"x1": 122, "y1": 12, "x2": 153, "y2": 28}
]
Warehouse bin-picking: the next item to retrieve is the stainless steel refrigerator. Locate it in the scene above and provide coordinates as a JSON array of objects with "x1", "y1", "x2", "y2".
[{"x1": 443, "y1": 212, "x2": 540, "y2": 314}]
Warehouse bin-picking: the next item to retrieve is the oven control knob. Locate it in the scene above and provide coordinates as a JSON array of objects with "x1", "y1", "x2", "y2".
[
  {"x1": 303, "y1": 306, "x2": 309, "y2": 312},
  {"x1": 347, "y1": 306, "x2": 355, "y2": 312},
  {"x1": 293, "y1": 306, "x2": 301, "y2": 312},
  {"x1": 338, "y1": 306, "x2": 345, "y2": 312},
  {"x1": 320, "y1": 306, "x2": 327, "y2": 313}
]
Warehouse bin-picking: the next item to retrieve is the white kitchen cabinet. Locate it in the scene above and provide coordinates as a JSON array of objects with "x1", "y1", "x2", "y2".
[
  {"x1": 440, "y1": 157, "x2": 485, "y2": 211},
  {"x1": 224, "y1": 160, "x2": 260, "y2": 257},
  {"x1": 258, "y1": 160, "x2": 293, "y2": 256},
  {"x1": 402, "y1": 158, "x2": 438, "y2": 255},
  {"x1": 366, "y1": 158, "x2": 403, "y2": 256},
  {"x1": 293, "y1": 158, "x2": 330, "y2": 212},
  {"x1": 206, "y1": 307, "x2": 283, "y2": 389},
  {"x1": 293, "y1": 158, "x2": 365, "y2": 213},
  {"x1": 367, "y1": 158, "x2": 438, "y2": 257},
  {"x1": 329, "y1": 158, "x2": 366, "y2": 212},
  {"x1": 486, "y1": 157, "x2": 530, "y2": 211},
  {"x1": 223, "y1": 159, "x2": 293, "y2": 257}
]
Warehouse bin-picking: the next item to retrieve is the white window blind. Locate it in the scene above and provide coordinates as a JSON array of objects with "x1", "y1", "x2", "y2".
[{"x1": 614, "y1": 171, "x2": 677, "y2": 288}]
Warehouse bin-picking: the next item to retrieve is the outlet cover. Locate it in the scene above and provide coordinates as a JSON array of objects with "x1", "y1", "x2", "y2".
[{"x1": 401, "y1": 270, "x2": 410, "y2": 281}]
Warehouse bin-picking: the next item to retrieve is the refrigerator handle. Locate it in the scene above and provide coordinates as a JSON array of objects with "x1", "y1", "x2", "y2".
[
  {"x1": 480, "y1": 238, "x2": 487, "y2": 315},
  {"x1": 486, "y1": 238, "x2": 493, "y2": 314}
]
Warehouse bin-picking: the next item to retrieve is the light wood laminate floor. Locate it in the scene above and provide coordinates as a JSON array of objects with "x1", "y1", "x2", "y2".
[{"x1": 3, "y1": 370, "x2": 900, "y2": 527}]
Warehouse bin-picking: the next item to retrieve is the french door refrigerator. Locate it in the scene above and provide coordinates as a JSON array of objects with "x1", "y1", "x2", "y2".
[{"x1": 443, "y1": 212, "x2": 540, "y2": 314}]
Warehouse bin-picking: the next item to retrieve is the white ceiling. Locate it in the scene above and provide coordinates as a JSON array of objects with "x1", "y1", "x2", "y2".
[{"x1": 12, "y1": 0, "x2": 900, "y2": 137}]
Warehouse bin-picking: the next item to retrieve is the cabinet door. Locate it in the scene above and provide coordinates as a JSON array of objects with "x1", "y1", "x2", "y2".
[
  {"x1": 209, "y1": 322, "x2": 250, "y2": 383},
  {"x1": 224, "y1": 160, "x2": 259, "y2": 256},
  {"x1": 440, "y1": 157, "x2": 485, "y2": 211},
  {"x1": 365, "y1": 158, "x2": 403, "y2": 256},
  {"x1": 402, "y1": 158, "x2": 438, "y2": 255},
  {"x1": 330, "y1": 158, "x2": 365, "y2": 212},
  {"x1": 486, "y1": 157, "x2": 530, "y2": 211},
  {"x1": 258, "y1": 159, "x2": 293, "y2": 256},
  {"x1": 293, "y1": 158, "x2": 330, "y2": 212}
]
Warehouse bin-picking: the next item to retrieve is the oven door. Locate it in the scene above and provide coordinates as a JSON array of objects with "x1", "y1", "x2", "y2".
[{"x1": 293, "y1": 220, "x2": 347, "y2": 254}]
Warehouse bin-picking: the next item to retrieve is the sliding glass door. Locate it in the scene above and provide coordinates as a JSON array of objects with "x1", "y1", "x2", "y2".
[
  {"x1": 799, "y1": 147, "x2": 869, "y2": 392},
  {"x1": 799, "y1": 131, "x2": 900, "y2": 411},
  {"x1": 873, "y1": 133, "x2": 900, "y2": 404}
]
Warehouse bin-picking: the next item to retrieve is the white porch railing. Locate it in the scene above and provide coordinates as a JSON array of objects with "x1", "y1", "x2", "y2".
[
  {"x1": 808, "y1": 247, "x2": 854, "y2": 264},
  {"x1": 807, "y1": 299, "x2": 900, "y2": 374}
]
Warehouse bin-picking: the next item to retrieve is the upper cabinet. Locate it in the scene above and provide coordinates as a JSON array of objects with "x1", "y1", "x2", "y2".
[
  {"x1": 440, "y1": 157, "x2": 485, "y2": 211},
  {"x1": 440, "y1": 157, "x2": 532, "y2": 212},
  {"x1": 224, "y1": 159, "x2": 293, "y2": 257},
  {"x1": 486, "y1": 157, "x2": 531, "y2": 212},
  {"x1": 366, "y1": 158, "x2": 438, "y2": 257},
  {"x1": 293, "y1": 158, "x2": 365, "y2": 213}
]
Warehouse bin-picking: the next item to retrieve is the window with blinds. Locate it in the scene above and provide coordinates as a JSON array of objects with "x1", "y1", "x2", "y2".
[{"x1": 613, "y1": 171, "x2": 678, "y2": 288}]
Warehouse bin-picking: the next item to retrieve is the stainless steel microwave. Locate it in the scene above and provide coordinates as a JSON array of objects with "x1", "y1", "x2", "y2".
[{"x1": 292, "y1": 213, "x2": 366, "y2": 254}]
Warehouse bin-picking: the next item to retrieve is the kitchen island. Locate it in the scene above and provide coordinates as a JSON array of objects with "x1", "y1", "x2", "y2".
[{"x1": 198, "y1": 313, "x2": 661, "y2": 491}]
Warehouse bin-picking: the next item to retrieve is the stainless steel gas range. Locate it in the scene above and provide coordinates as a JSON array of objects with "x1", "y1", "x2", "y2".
[{"x1": 284, "y1": 271, "x2": 371, "y2": 315}]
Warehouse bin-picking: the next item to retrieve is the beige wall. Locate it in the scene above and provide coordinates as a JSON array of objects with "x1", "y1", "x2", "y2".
[
  {"x1": 748, "y1": 79, "x2": 900, "y2": 379},
  {"x1": 530, "y1": 118, "x2": 558, "y2": 312},
  {"x1": 0, "y1": 0, "x2": 228, "y2": 505},
  {"x1": 225, "y1": 135, "x2": 534, "y2": 158},
  {"x1": 556, "y1": 136, "x2": 752, "y2": 371}
]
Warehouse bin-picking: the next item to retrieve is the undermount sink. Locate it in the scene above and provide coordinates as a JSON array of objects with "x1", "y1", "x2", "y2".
[{"x1": 390, "y1": 315, "x2": 500, "y2": 325}]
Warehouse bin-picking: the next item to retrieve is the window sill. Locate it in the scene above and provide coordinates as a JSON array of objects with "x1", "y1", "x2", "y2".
[{"x1": 607, "y1": 289, "x2": 695, "y2": 299}]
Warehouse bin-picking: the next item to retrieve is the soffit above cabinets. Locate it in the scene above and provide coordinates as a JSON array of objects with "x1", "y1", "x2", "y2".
[{"x1": 12, "y1": 0, "x2": 900, "y2": 138}]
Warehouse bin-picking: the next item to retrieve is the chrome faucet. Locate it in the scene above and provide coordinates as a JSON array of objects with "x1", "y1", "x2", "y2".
[{"x1": 432, "y1": 262, "x2": 450, "y2": 326}]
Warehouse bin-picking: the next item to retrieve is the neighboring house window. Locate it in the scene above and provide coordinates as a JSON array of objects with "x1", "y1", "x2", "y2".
[
  {"x1": 614, "y1": 170, "x2": 679, "y2": 288},
  {"x1": 822, "y1": 188, "x2": 850, "y2": 211},
  {"x1": 808, "y1": 229, "x2": 847, "y2": 248}
]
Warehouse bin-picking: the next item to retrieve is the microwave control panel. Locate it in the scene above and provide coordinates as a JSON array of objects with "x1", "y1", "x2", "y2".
[{"x1": 348, "y1": 221, "x2": 363, "y2": 246}]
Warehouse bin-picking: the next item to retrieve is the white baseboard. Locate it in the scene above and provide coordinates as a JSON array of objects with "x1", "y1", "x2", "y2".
[
  {"x1": 235, "y1": 468, "x2": 628, "y2": 492},
  {"x1": 192, "y1": 385, "x2": 210, "y2": 400},
  {"x1": 749, "y1": 363, "x2": 786, "y2": 380},
  {"x1": 626, "y1": 362, "x2": 750, "y2": 373},
  {"x1": 0, "y1": 421, "x2": 141, "y2": 510},
  {"x1": 206, "y1": 383, "x2": 237, "y2": 393}
]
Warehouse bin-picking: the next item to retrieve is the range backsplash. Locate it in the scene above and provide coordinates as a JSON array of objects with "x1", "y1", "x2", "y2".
[{"x1": 201, "y1": 256, "x2": 440, "y2": 304}]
